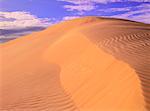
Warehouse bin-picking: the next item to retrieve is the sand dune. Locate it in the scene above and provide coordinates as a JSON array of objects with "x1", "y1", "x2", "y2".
[{"x1": 0, "y1": 17, "x2": 150, "y2": 111}]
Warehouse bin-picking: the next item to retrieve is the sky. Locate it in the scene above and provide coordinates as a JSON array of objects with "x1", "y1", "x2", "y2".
[{"x1": 0, "y1": 0, "x2": 150, "y2": 41}]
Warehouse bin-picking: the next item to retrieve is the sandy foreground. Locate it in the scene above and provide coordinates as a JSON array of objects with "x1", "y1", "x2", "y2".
[{"x1": 0, "y1": 17, "x2": 150, "y2": 111}]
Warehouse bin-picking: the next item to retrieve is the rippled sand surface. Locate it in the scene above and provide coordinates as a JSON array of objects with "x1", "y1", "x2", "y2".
[{"x1": 1, "y1": 17, "x2": 150, "y2": 111}]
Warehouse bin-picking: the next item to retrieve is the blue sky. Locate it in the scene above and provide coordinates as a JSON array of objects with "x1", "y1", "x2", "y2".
[
  {"x1": 0, "y1": 0, "x2": 150, "y2": 26},
  {"x1": 0, "y1": 0, "x2": 150, "y2": 41}
]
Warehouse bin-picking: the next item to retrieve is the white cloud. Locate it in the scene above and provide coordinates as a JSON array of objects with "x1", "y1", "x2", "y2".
[
  {"x1": 104, "y1": 4, "x2": 150, "y2": 23},
  {"x1": 60, "y1": 3, "x2": 150, "y2": 24},
  {"x1": 64, "y1": 4, "x2": 95, "y2": 12},
  {"x1": 58, "y1": 0, "x2": 97, "y2": 13},
  {"x1": 109, "y1": 11, "x2": 150, "y2": 23},
  {"x1": 59, "y1": 0, "x2": 150, "y2": 23},
  {"x1": 0, "y1": 11, "x2": 54, "y2": 42},
  {"x1": 58, "y1": 0, "x2": 150, "y2": 4},
  {"x1": 99, "y1": 3, "x2": 150, "y2": 13},
  {"x1": 0, "y1": 11, "x2": 52, "y2": 29},
  {"x1": 62, "y1": 16, "x2": 80, "y2": 20},
  {"x1": 58, "y1": 0, "x2": 150, "y2": 14},
  {"x1": 58, "y1": 0, "x2": 120, "y2": 4},
  {"x1": 99, "y1": 7, "x2": 131, "y2": 12}
]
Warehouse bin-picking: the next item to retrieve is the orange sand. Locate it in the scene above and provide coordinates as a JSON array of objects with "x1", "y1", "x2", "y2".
[{"x1": 0, "y1": 17, "x2": 150, "y2": 111}]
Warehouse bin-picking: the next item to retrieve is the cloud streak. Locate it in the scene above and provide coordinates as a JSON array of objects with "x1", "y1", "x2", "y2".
[
  {"x1": 62, "y1": 16, "x2": 81, "y2": 20},
  {"x1": 64, "y1": 4, "x2": 95, "y2": 12},
  {"x1": 102, "y1": 3, "x2": 150, "y2": 23},
  {"x1": 58, "y1": 0, "x2": 150, "y2": 12},
  {"x1": 0, "y1": 11, "x2": 52, "y2": 29},
  {"x1": 0, "y1": 11, "x2": 53, "y2": 42},
  {"x1": 59, "y1": 0, "x2": 150, "y2": 23}
]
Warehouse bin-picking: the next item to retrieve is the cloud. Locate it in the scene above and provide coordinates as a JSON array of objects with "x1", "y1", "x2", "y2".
[
  {"x1": 64, "y1": 4, "x2": 95, "y2": 12},
  {"x1": 58, "y1": 0, "x2": 95, "y2": 13},
  {"x1": 99, "y1": 7, "x2": 131, "y2": 12},
  {"x1": 102, "y1": 3, "x2": 150, "y2": 23},
  {"x1": 58, "y1": 0, "x2": 116, "y2": 4},
  {"x1": 0, "y1": 11, "x2": 54, "y2": 42},
  {"x1": 62, "y1": 16, "x2": 80, "y2": 20},
  {"x1": 0, "y1": 27, "x2": 46, "y2": 43},
  {"x1": 0, "y1": 27, "x2": 46, "y2": 37},
  {"x1": 59, "y1": 0, "x2": 150, "y2": 4},
  {"x1": 58, "y1": 0, "x2": 96, "y2": 14},
  {"x1": 58, "y1": 0, "x2": 150, "y2": 13},
  {"x1": 59, "y1": 0, "x2": 150, "y2": 24},
  {"x1": 109, "y1": 11, "x2": 150, "y2": 23},
  {"x1": 0, "y1": 11, "x2": 52, "y2": 29}
]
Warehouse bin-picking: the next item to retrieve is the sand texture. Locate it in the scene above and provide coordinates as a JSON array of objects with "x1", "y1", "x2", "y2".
[{"x1": 0, "y1": 17, "x2": 150, "y2": 111}]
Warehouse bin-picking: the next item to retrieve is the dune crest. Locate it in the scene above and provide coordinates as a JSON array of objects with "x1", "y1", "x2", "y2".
[{"x1": 1, "y1": 17, "x2": 150, "y2": 111}]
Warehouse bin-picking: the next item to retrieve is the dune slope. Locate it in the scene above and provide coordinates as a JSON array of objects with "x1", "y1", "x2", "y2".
[{"x1": 0, "y1": 17, "x2": 150, "y2": 111}]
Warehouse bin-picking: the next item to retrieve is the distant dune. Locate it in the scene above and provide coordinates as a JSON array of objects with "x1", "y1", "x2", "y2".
[{"x1": 0, "y1": 17, "x2": 150, "y2": 111}]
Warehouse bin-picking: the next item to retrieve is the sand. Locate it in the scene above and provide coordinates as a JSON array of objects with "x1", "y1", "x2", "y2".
[{"x1": 0, "y1": 17, "x2": 150, "y2": 111}]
